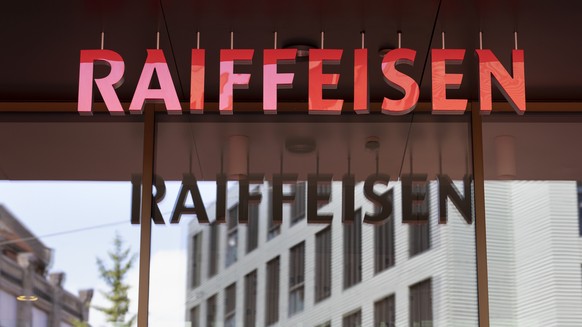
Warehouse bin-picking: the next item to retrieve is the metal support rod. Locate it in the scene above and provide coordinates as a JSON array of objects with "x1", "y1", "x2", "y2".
[
  {"x1": 137, "y1": 105, "x2": 156, "y2": 327},
  {"x1": 442, "y1": 31, "x2": 445, "y2": 49},
  {"x1": 471, "y1": 102, "x2": 490, "y2": 327}
]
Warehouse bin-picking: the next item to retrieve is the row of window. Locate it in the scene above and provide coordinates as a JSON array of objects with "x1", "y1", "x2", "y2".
[
  {"x1": 189, "y1": 278, "x2": 432, "y2": 327},
  {"x1": 191, "y1": 183, "x2": 431, "y2": 289}
]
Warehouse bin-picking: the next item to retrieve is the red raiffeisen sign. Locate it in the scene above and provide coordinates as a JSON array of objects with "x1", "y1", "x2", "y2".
[{"x1": 78, "y1": 48, "x2": 525, "y2": 115}]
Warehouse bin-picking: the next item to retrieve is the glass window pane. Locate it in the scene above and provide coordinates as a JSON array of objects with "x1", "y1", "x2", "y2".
[
  {"x1": 484, "y1": 114, "x2": 582, "y2": 326},
  {"x1": 0, "y1": 114, "x2": 142, "y2": 327},
  {"x1": 149, "y1": 114, "x2": 477, "y2": 326}
]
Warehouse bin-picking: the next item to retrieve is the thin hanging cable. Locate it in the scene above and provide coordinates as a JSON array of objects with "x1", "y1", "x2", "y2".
[
  {"x1": 479, "y1": 31, "x2": 483, "y2": 50},
  {"x1": 347, "y1": 151, "x2": 352, "y2": 175},
  {"x1": 221, "y1": 147, "x2": 224, "y2": 174},
  {"x1": 100, "y1": 31, "x2": 105, "y2": 50},
  {"x1": 376, "y1": 151, "x2": 379, "y2": 175},
  {"x1": 160, "y1": 0, "x2": 186, "y2": 99},
  {"x1": 438, "y1": 140, "x2": 443, "y2": 175},
  {"x1": 280, "y1": 150, "x2": 284, "y2": 174},
  {"x1": 316, "y1": 151, "x2": 320, "y2": 174},
  {"x1": 397, "y1": 0, "x2": 443, "y2": 180},
  {"x1": 0, "y1": 220, "x2": 128, "y2": 247},
  {"x1": 514, "y1": 31, "x2": 518, "y2": 50}
]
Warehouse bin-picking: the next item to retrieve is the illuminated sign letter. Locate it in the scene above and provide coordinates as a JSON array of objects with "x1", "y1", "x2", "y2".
[
  {"x1": 431, "y1": 49, "x2": 467, "y2": 113},
  {"x1": 476, "y1": 49, "x2": 525, "y2": 114},
  {"x1": 219, "y1": 49, "x2": 254, "y2": 114},
  {"x1": 190, "y1": 49, "x2": 205, "y2": 113},
  {"x1": 263, "y1": 49, "x2": 297, "y2": 113},
  {"x1": 308, "y1": 49, "x2": 343, "y2": 114},
  {"x1": 78, "y1": 50, "x2": 125, "y2": 115},
  {"x1": 354, "y1": 49, "x2": 369, "y2": 113},
  {"x1": 130, "y1": 49, "x2": 182, "y2": 114},
  {"x1": 381, "y1": 48, "x2": 419, "y2": 115}
]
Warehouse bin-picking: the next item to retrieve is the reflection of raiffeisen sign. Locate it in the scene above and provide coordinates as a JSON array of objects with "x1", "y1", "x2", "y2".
[
  {"x1": 78, "y1": 48, "x2": 525, "y2": 115},
  {"x1": 130, "y1": 173, "x2": 472, "y2": 226}
]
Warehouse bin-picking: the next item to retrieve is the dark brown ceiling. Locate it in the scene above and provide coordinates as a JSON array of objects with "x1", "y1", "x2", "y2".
[{"x1": 1, "y1": 0, "x2": 581, "y2": 104}]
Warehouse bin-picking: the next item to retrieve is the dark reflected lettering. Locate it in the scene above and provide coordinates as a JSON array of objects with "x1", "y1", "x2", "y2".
[
  {"x1": 130, "y1": 174, "x2": 166, "y2": 224},
  {"x1": 363, "y1": 173, "x2": 392, "y2": 224},
  {"x1": 170, "y1": 174, "x2": 209, "y2": 224},
  {"x1": 438, "y1": 174, "x2": 473, "y2": 224},
  {"x1": 307, "y1": 174, "x2": 333, "y2": 224},
  {"x1": 215, "y1": 174, "x2": 227, "y2": 223},
  {"x1": 402, "y1": 174, "x2": 429, "y2": 224},
  {"x1": 272, "y1": 174, "x2": 298, "y2": 224},
  {"x1": 238, "y1": 174, "x2": 264, "y2": 223},
  {"x1": 342, "y1": 174, "x2": 355, "y2": 223}
]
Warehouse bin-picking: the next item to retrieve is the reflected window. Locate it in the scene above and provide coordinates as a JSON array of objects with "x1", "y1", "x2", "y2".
[
  {"x1": 191, "y1": 232, "x2": 202, "y2": 288},
  {"x1": 375, "y1": 212, "x2": 395, "y2": 273},
  {"x1": 344, "y1": 209, "x2": 362, "y2": 289},
  {"x1": 291, "y1": 182, "x2": 306, "y2": 225},
  {"x1": 208, "y1": 222, "x2": 219, "y2": 278},
  {"x1": 244, "y1": 270, "x2": 257, "y2": 327},
  {"x1": 317, "y1": 182, "x2": 332, "y2": 209},
  {"x1": 247, "y1": 203, "x2": 259, "y2": 254},
  {"x1": 224, "y1": 283, "x2": 236, "y2": 327},
  {"x1": 408, "y1": 179, "x2": 431, "y2": 257},
  {"x1": 265, "y1": 256, "x2": 280, "y2": 325},
  {"x1": 226, "y1": 206, "x2": 238, "y2": 268},
  {"x1": 267, "y1": 187, "x2": 281, "y2": 241},
  {"x1": 374, "y1": 295, "x2": 395, "y2": 327},
  {"x1": 409, "y1": 224, "x2": 430, "y2": 257},
  {"x1": 32, "y1": 307, "x2": 48, "y2": 327},
  {"x1": 0, "y1": 289, "x2": 17, "y2": 327},
  {"x1": 316, "y1": 322, "x2": 331, "y2": 327},
  {"x1": 410, "y1": 279, "x2": 432, "y2": 327},
  {"x1": 289, "y1": 242, "x2": 305, "y2": 316},
  {"x1": 315, "y1": 226, "x2": 332, "y2": 302},
  {"x1": 343, "y1": 310, "x2": 362, "y2": 327},
  {"x1": 190, "y1": 306, "x2": 200, "y2": 327},
  {"x1": 206, "y1": 295, "x2": 217, "y2": 327}
]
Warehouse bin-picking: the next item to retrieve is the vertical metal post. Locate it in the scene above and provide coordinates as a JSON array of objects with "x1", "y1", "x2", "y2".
[
  {"x1": 138, "y1": 105, "x2": 155, "y2": 327},
  {"x1": 471, "y1": 102, "x2": 490, "y2": 327}
]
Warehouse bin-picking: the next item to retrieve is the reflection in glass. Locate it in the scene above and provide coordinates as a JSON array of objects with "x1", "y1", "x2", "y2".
[{"x1": 484, "y1": 115, "x2": 582, "y2": 326}]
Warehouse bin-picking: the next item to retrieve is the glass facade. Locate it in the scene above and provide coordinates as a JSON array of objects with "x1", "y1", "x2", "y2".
[{"x1": 2, "y1": 108, "x2": 582, "y2": 327}]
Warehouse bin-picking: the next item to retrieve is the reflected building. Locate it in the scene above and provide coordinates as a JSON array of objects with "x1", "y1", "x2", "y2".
[
  {"x1": 185, "y1": 181, "x2": 478, "y2": 326},
  {"x1": 0, "y1": 206, "x2": 92, "y2": 327},
  {"x1": 486, "y1": 181, "x2": 582, "y2": 327}
]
